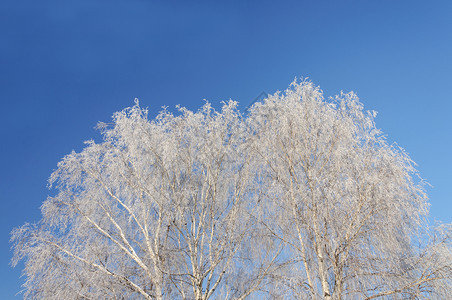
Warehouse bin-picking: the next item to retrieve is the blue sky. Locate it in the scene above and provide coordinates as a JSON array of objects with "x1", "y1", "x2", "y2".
[{"x1": 1, "y1": 0, "x2": 451, "y2": 297}]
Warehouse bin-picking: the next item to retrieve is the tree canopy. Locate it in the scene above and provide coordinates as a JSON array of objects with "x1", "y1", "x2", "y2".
[{"x1": 12, "y1": 80, "x2": 451, "y2": 299}]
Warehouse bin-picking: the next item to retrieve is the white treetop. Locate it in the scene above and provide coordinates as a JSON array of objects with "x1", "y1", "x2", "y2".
[{"x1": 12, "y1": 80, "x2": 451, "y2": 299}]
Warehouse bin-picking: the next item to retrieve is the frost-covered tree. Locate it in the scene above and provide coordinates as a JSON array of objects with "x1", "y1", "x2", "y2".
[
  {"x1": 12, "y1": 80, "x2": 451, "y2": 299},
  {"x1": 246, "y1": 80, "x2": 451, "y2": 299},
  {"x1": 11, "y1": 100, "x2": 280, "y2": 299}
]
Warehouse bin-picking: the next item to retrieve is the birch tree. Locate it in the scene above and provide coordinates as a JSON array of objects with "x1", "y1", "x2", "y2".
[
  {"x1": 11, "y1": 100, "x2": 278, "y2": 299},
  {"x1": 247, "y1": 80, "x2": 451, "y2": 299},
  {"x1": 12, "y1": 80, "x2": 451, "y2": 299}
]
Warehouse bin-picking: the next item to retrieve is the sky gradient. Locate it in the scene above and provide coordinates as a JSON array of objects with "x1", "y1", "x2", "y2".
[{"x1": 1, "y1": 0, "x2": 451, "y2": 298}]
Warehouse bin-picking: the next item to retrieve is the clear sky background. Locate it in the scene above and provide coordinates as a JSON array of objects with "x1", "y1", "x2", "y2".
[{"x1": 1, "y1": 0, "x2": 451, "y2": 298}]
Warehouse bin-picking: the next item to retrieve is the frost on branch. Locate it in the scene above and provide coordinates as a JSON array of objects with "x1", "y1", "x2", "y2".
[{"x1": 11, "y1": 80, "x2": 451, "y2": 299}]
